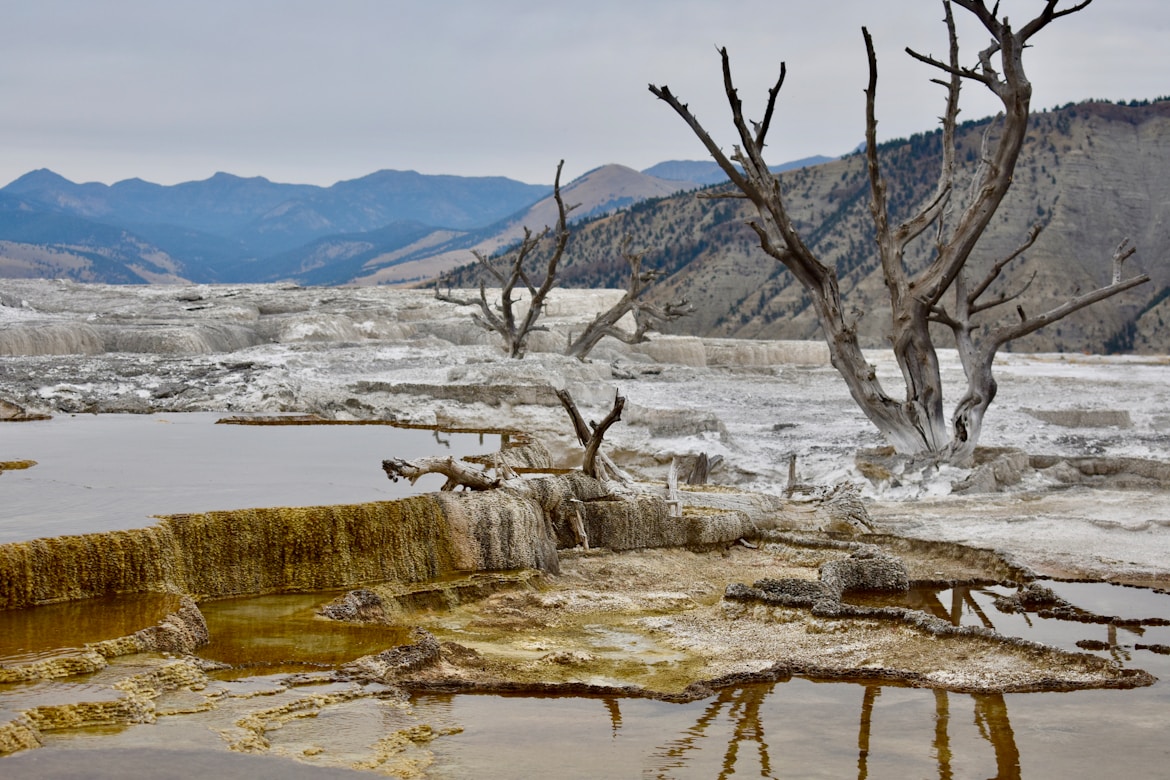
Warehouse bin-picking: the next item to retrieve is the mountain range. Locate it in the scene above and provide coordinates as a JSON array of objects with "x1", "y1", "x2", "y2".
[
  {"x1": 1, "y1": 100, "x2": 1168, "y2": 353},
  {"x1": 0, "y1": 168, "x2": 553, "y2": 283},
  {"x1": 0, "y1": 152, "x2": 839, "y2": 287}
]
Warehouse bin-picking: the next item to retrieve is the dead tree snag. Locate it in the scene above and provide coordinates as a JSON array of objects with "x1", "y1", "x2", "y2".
[
  {"x1": 650, "y1": 0, "x2": 1148, "y2": 465},
  {"x1": 555, "y1": 388, "x2": 629, "y2": 482},
  {"x1": 436, "y1": 160, "x2": 575, "y2": 358},
  {"x1": 564, "y1": 237, "x2": 693, "y2": 360}
]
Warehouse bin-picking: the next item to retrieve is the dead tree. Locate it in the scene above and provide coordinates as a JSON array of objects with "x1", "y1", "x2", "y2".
[
  {"x1": 555, "y1": 388, "x2": 629, "y2": 482},
  {"x1": 564, "y1": 237, "x2": 693, "y2": 360},
  {"x1": 650, "y1": 0, "x2": 1149, "y2": 465},
  {"x1": 382, "y1": 391, "x2": 629, "y2": 490},
  {"x1": 436, "y1": 160, "x2": 574, "y2": 358}
]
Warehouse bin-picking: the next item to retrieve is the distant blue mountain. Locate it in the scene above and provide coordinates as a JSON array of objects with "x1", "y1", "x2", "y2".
[
  {"x1": 0, "y1": 192, "x2": 188, "y2": 282},
  {"x1": 0, "y1": 156, "x2": 838, "y2": 284},
  {"x1": 240, "y1": 220, "x2": 443, "y2": 286},
  {"x1": 3, "y1": 169, "x2": 317, "y2": 236},
  {"x1": 232, "y1": 169, "x2": 553, "y2": 255},
  {"x1": 3, "y1": 168, "x2": 550, "y2": 234},
  {"x1": 0, "y1": 168, "x2": 552, "y2": 284}
]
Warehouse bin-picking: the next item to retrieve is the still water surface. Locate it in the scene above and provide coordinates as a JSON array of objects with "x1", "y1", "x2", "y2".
[
  {"x1": 6, "y1": 582, "x2": 1166, "y2": 778},
  {"x1": 411, "y1": 583, "x2": 1170, "y2": 778},
  {"x1": 0, "y1": 413, "x2": 496, "y2": 542}
]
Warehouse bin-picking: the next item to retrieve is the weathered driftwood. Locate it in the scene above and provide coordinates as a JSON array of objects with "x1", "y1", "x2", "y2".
[
  {"x1": 382, "y1": 456, "x2": 502, "y2": 492},
  {"x1": 686, "y1": 453, "x2": 723, "y2": 485},
  {"x1": 666, "y1": 459, "x2": 682, "y2": 518},
  {"x1": 380, "y1": 392, "x2": 871, "y2": 553},
  {"x1": 381, "y1": 389, "x2": 629, "y2": 493},
  {"x1": 568, "y1": 498, "x2": 590, "y2": 550}
]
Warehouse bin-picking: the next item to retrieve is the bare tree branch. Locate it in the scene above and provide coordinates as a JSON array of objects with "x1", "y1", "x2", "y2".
[
  {"x1": 565, "y1": 238, "x2": 692, "y2": 360},
  {"x1": 928, "y1": 304, "x2": 962, "y2": 329},
  {"x1": 434, "y1": 161, "x2": 574, "y2": 358},
  {"x1": 753, "y1": 63, "x2": 787, "y2": 149},
  {"x1": 434, "y1": 279, "x2": 479, "y2": 308},
  {"x1": 911, "y1": 1, "x2": 1058, "y2": 309},
  {"x1": 899, "y1": 0, "x2": 961, "y2": 249},
  {"x1": 555, "y1": 388, "x2": 592, "y2": 447},
  {"x1": 863, "y1": 27, "x2": 894, "y2": 264},
  {"x1": 990, "y1": 267, "x2": 1149, "y2": 348},
  {"x1": 556, "y1": 389, "x2": 627, "y2": 481},
  {"x1": 584, "y1": 393, "x2": 626, "y2": 480},
  {"x1": 1112, "y1": 239, "x2": 1136, "y2": 284},
  {"x1": 967, "y1": 222, "x2": 1045, "y2": 307},
  {"x1": 1007, "y1": 0, "x2": 1095, "y2": 41},
  {"x1": 648, "y1": 80, "x2": 752, "y2": 195},
  {"x1": 970, "y1": 270, "x2": 1038, "y2": 317}
]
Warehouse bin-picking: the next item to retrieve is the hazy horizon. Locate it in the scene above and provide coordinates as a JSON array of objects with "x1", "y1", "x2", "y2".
[{"x1": 2, "y1": 1, "x2": 1166, "y2": 188}]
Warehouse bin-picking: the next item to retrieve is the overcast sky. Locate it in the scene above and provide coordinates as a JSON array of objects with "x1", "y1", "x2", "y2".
[{"x1": 1, "y1": 0, "x2": 1166, "y2": 188}]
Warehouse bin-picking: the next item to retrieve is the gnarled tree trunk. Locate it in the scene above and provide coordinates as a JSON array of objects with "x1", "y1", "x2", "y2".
[{"x1": 651, "y1": 0, "x2": 1148, "y2": 464}]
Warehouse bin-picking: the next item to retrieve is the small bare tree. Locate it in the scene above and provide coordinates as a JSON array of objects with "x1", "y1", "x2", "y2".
[
  {"x1": 650, "y1": 0, "x2": 1149, "y2": 464},
  {"x1": 555, "y1": 388, "x2": 631, "y2": 482},
  {"x1": 436, "y1": 160, "x2": 574, "y2": 358},
  {"x1": 383, "y1": 388, "x2": 630, "y2": 486},
  {"x1": 564, "y1": 237, "x2": 693, "y2": 360}
]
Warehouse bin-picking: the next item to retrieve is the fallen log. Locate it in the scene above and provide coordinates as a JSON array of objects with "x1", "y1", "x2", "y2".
[{"x1": 382, "y1": 456, "x2": 501, "y2": 492}]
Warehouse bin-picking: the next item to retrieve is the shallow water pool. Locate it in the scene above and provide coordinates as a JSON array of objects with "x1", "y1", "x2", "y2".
[{"x1": 0, "y1": 413, "x2": 498, "y2": 542}]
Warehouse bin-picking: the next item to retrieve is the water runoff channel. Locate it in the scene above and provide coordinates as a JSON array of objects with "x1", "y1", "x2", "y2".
[{"x1": 2, "y1": 413, "x2": 1170, "y2": 778}]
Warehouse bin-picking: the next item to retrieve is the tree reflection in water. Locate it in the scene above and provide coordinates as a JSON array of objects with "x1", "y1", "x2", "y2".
[
  {"x1": 420, "y1": 579, "x2": 1163, "y2": 777},
  {"x1": 645, "y1": 681, "x2": 1020, "y2": 779},
  {"x1": 858, "y1": 685, "x2": 881, "y2": 778},
  {"x1": 642, "y1": 582, "x2": 1026, "y2": 779},
  {"x1": 974, "y1": 693, "x2": 1020, "y2": 780},
  {"x1": 603, "y1": 695, "x2": 622, "y2": 738},
  {"x1": 856, "y1": 582, "x2": 1021, "y2": 779},
  {"x1": 648, "y1": 685, "x2": 777, "y2": 779}
]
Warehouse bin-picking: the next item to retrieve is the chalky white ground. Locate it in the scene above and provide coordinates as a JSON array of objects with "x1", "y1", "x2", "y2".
[{"x1": 1, "y1": 279, "x2": 1168, "y2": 581}]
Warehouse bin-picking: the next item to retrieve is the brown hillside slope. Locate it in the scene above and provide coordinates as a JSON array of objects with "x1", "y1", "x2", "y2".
[
  {"x1": 354, "y1": 164, "x2": 696, "y2": 286},
  {"x1": 551, "y1": 101, "x2": 1170, "y2": 354}
]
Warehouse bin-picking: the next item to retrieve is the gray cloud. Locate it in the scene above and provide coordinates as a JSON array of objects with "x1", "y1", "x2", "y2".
[{"x1": 0, "y1": 0, "x2": 1164, "y2": 186}]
